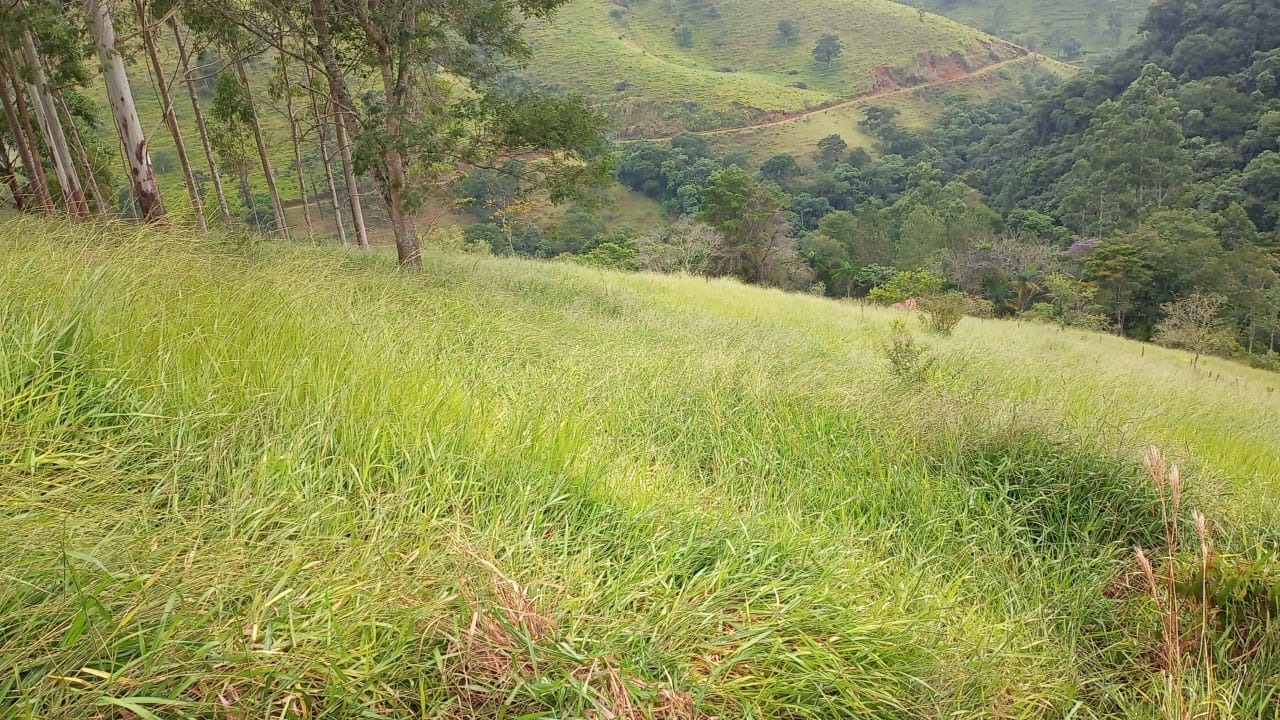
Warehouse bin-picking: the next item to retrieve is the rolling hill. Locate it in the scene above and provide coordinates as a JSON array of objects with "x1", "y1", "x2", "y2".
[
  {"x1": 522, "y1": 0, "x2": 1028, "y2": 137},
  {"x1": 901, "y1": 0, "x2": 1153, "y2": 61},
  {"x1": 695, "y1": 52, "x2": 1070, "y2": 163},
  {"x1": 2, "y1": 218, "x2": 1279, "y2": 717}
]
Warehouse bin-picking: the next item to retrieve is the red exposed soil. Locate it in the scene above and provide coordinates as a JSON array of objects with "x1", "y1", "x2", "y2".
[{"x1": 870, "y1": 65, "x2": 900, "y2": 92}]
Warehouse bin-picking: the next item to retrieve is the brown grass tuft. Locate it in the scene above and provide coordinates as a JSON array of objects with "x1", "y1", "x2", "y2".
[
  {"x1": 574, "y1": 659, "x2": 700, "y2": 720},
  {"x1": 446, "y1": 566, "x2": 700, "y2": 718},
  {"x1": 455, "y1": 574, "x2": 557, "y2": 687}
]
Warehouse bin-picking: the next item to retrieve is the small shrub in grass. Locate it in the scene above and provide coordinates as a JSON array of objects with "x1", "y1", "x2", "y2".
[
  {"x1": 1250, "y1": 351, "x2": 1280, "y2": 372},
  {"x1": 918, "y1": 292, "x2": 966, "y2": 335},
  {"x1": 884, "y1": 318, "x2": 934, "y2": 383},
  {"x1": 962, "y1": 295, "x2": 995, "y2": 319},
  {"x1": 1023, "y1": 302, "x2": 1058, "y2": 324}
]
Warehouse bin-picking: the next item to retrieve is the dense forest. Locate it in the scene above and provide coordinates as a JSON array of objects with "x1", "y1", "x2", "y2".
[{"x1": 458, "y1": 0, "x2": 1280, "y2": 366}]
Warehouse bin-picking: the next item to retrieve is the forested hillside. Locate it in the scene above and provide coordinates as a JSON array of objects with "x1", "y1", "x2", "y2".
[
  {"x1": 894, "y1": 0, "x2": 1280, "y2": 348},
  {"x1": 489, "y1": 0, "x2": 1278, "y2": 370}
]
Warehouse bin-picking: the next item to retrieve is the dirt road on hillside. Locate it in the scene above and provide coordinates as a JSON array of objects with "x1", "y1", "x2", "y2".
[{"x1": 623, "y1": 53, "x2": 1062, "y2": 143}]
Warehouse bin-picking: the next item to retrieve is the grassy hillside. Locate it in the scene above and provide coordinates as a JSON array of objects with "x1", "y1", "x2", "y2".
[
  {"x1": 3, "y1": 218, "x2": 1279, "y2": 717},
  {"x1": 901, "y1": 0, "x2": 1152, "y2": 61},
  {"x1": 700, "y1": 53, "x2": 1068, "y2": 163},
  {"x1": 523, "y1": 0, "x2": 1026, "y2": 137}
]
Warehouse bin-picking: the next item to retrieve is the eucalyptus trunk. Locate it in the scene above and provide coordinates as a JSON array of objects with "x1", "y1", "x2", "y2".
[
  {"x1": 352, "y1": 0, "x2": 420, "y2": 267},
  {"x1": 310, "y1": 0, "x2": 369, "y2": 249},
  {"x1": 307, "y1": 64, "x2": 346, "y2": 245},
  {"x1": 18, "y1": 33, "x2": 90, "y2": 217},
  {"x1": 135, "y1": 0, "x2": 204, "y2": 230},
  {"x1": 172, "y1": 21, "x2": 232, "y2": 225},
  {"x1": 233, "y1": 58, "x2": 287, "y2": 238},
  {"x1": 1, "y1": 145, "x2": 24, "y2": 210},
  {"x1": 85, "y1": 0, "x2": 165, "y2": 222},
  {"x1": 279, "y1": 61, "x2": 313, "y2": 236},
  {"x1": 53, "y1": 91, "x2": 107, "y2": 215},
  {"x1": 0, "y1": 67, "x2": 53, "y2": 212}
]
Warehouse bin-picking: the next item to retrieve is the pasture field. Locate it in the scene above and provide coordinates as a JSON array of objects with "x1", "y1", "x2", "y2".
[
  {"x1": 523, "y1": 0, "x2": 1024, "y2": 136},
  {"x1": 2, "y1": 218, "x2": 1277, "y2": 718}
]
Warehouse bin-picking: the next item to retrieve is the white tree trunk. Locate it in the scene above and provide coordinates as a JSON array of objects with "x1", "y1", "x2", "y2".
[
  {"x1": 17, "y1": 34, "x2": 90, "y2": 217},
  {"x1": 85, "y1": 0, "x2": 166, "y2": 222}
]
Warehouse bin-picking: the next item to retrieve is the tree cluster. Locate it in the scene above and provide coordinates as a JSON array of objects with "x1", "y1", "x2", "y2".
[{"x1": 0, "y1": 0, "x2": 611, "y2": 268}]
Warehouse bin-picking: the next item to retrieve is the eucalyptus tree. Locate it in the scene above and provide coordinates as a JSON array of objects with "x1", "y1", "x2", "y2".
[
  {"x1": 269, "y1": 51, "x2": 313, "y2": 235},
  {"x1": 179, "y1": 1, "x2": 287, "y2": 235},
  {"x1": 85, "y1": 0, "x2": 166, "y2": 221},
  {"x1": 171, "y1": 19, "x2": 233, "y2": 224},
  {"x1": 307, "y1": 0, "x2": 368, "y2": 248},
  {"x1": 0, "y1": 61, "x2": 54, "y2": 212},
  {"x1": 133, "y1": 0, "x2": 204, "y2": 227},
  {"x1": 306, "y1": 64, "x2": 347, "y2": 244},
  {"x1": 323, "y1": 0, "x2": 614, "y2": 268},
  {"x1": 4, "y1": 1, "x2": 91, "y2": 218}
]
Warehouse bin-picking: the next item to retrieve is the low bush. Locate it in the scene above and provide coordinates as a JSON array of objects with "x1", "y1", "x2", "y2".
[
  {"x1": 884, "y1": 317, "x2": 935, "y2": 383},
  {"x1": 918, "y1": 291, "x2": 966, "y2": 335}
]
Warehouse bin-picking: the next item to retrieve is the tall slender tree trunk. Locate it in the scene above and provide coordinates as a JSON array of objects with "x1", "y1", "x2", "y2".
[
  {"x1": 53, "y1": 92, "x2": 108, "y2": 215},
  {"x1": 1, "y1": 145, "x2": 24, "y2": 210},
  {"x1": 279, "y1": 60, "x2": 313, "y2": 236},
  {"x1": 172, "y1": 21, "x2": 231, "y2": 226},
  {"x1": 321, "y1": 112, "x2": 346, "y2": 245},
  {"x1": 232, "y1": 58, "x2": 287, "y2": 238},
  {"x1": 311, "y1": 0, "x2": 368, "y2": 249},
  {"x1": 307, "y1": 65, "x2": 346, "y2": 245},
  {"x1": 18, "y1": 32, "x2": 90, "y2": 218},
  {"x1": 0, "y1": 68, "x2": 52, "y2": 212},
  {"x1": 374, "y1": 89, "x2": 417, "y2": 267},
  {"x1": 134, "y1": 0, "x2": 204, "y2": 230},
  {"x1": 352, "y1": 2, "x2": 419, "y2": 268},
  {"x1": 85, "y1": 0, "x2": 166, "y2": 222}
]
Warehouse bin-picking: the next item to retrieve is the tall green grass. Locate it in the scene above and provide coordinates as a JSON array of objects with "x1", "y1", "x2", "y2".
[{"x1": 1, "y1": 218, "x2": 1277, "y2": 718}]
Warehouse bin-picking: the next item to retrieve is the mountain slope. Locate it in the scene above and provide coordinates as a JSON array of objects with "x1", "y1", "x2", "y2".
[
  {"x1": 901, "y1": 0, "x2": 1153, "y2": 60},
  {"x1": 3, "y1": 218, "x2": 1279, "y2": 717},
  {"x1": 523, "y1": 0, "x2": 1026, "y2": 136}
]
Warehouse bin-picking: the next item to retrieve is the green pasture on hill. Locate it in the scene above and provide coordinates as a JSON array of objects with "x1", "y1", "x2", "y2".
[{"x1": 523, "y1": 0, "x2": 1023, "y2": 136}]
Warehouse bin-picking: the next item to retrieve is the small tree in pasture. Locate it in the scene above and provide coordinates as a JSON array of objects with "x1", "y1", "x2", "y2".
[
  {"x1": 815, "y1": 134, "x2": 847, "y2": 164},
  {"x1": 1155, "y1": 292, "x2": 1236, "y2": 367},
  {"x1": 812, "y1": 34, "x2": 844, "y2": 69},
  {"x1": 777, "y1": 19, "x2": 798, "y2": 45}
]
